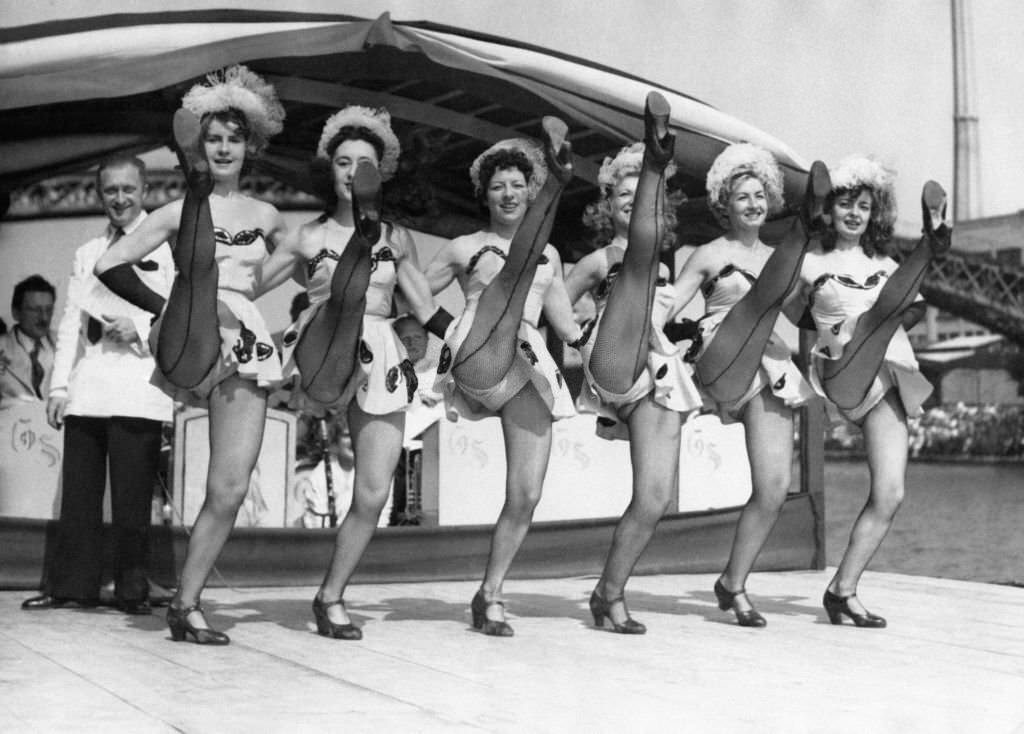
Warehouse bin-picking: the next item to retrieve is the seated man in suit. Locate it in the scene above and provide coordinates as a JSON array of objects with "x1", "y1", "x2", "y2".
[{"x1": 0, "y1": 275, "x2": 56, "y2": 407}]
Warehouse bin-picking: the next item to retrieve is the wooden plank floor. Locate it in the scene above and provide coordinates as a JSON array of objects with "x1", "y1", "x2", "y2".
[{"x1": 2, "y1": 570, "x2": 1022, "y2": 733}]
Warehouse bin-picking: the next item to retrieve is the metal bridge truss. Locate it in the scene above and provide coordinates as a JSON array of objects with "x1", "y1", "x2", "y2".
[{"x1": 916, "y1": 246, "x2": 1024, "y2": 345}]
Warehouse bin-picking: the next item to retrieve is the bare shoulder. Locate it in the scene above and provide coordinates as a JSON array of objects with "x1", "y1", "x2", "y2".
[
  {"x1": 800, "y1": 246, "x2": 831, "y2": 282},
  {"x1": 253, "y1": 198, "x2": 283, "y2": 227},
  {"x1": 876, "y1": 254, "x2": 900, "y2": 273},
  {"x1": 542, "y1": 243, "x2": 564, "y2": 267},
  {"x1": 443, "y1": 232, "x2": 483, "y2": 263}
]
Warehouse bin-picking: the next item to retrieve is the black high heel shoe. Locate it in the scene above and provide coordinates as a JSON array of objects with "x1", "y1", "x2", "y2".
[
  {"x1": 541, "y1": 116, "x2": 574, "y2": 186},
  {"x1": 921, "y1": 180, "x2": 951, "y2": 254},
  {"x1": 470, "y1": 590, "x2": 514, "y2": 637},
  {"x1": 713, "y1": 579, "x2": 767, "y2": 628},
  {"x1": 171, "y1": 108, "x2": 213, "y2": 198},
  {"x1": 351, "y1": 161, "x2": 383, "y2": 245},
  {"x1": 801, "y1": 160, "x2": 832, "y2": 237},
  {"x1": 823, "y1": 589, "x2": 887, "y2": 628},
  {"x1": 312, "y1": 595, "x2": 363, "y2": 640},
  {"x1": 643, "y1": 90, "x2": 676, "y2": 169},
  {"x1": 589, "y1": 590, "x2": 646, "y2": 635},
  {"x1": 166, "y1": 603, "x2": 230, "y2": 645}
]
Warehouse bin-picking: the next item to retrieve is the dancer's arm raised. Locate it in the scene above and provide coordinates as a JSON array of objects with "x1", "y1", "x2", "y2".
[
  {"x1": 93, "y1": 201, "x2": 185, "y2": 316},
  {"x1": 96, "y1": 200, "x2": 183, "y2": 273}
]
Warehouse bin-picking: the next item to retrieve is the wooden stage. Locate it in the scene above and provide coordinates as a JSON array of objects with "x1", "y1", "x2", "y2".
[{"x1": 2, "y1": 570, "x2": 1022, "y2": 733}]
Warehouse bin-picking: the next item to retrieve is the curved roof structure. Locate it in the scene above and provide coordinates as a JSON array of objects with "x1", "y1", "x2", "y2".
[{"x1": 0, "y1": 9, "x2": 811, "y2": 247}]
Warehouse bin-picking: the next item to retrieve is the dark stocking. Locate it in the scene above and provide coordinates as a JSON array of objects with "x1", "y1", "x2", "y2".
[
  {"x1": 156, "y1": 189, "x2": 221, "y2": 388},
  {"x1": 589, "y1": 92, "x2": 674, "y2": 395},
  {"x1": 822, "y1": 182, "x2": 949, "y2": 410},
  {"x1": 452, "y1": 118, "x2": 572, "y2": 391},
  {"x1": 697, "y1": 161, "x2": 831, "y2": 403}
]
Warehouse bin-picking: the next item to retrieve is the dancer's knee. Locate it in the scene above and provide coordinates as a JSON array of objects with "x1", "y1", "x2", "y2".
[
  {"x1": 868, "y1": 481, "x2": 904, "y2": 519},
  {"x1": 751, "y1": 469, "x2": 791, "y2": 513},
  {"x1": 350, "y1": 484, "x2": 391, "y2": 519},
  {"x1": 202, "y1": 477, "x2": 250, "y2": 518},
  {"x1": 630, "y1": 483, "x2": 674, "y2": 525},
  {"x1": 504, "y1": 480, "x2": 543, "y2": 520}
]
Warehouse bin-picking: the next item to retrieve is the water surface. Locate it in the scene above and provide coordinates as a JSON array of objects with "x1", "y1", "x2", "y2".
[{"x1": 824, "y1": 460, "x2": 1024, "y2": 585}]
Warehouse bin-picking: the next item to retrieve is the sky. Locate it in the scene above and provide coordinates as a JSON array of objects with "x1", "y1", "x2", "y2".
[{"x1": 399, "y1": 0, "x2": 1024, "y2": 234}]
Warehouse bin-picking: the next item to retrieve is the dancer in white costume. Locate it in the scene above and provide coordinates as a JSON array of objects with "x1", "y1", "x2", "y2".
[
  {"x1": 96, "y1": 66, "x2": 288, "y2": 644},
  {"x1": 565, "y1": 93, "x2": 701, "y2": 634},
  {"x1": 426, "y1": 122, "x2": 582, "y2": 636},
  {"x1": 796, "y1": 156, "x2": 949, "y2": 627},
  {"x1": 259, "y1": 106, "x2": 441, "y2": 640},
  {"x1": 666, "y1": 143, "x2": 826, "y2": 626}
]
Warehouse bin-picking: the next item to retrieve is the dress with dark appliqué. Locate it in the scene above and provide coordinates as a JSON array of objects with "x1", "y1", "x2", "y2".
[
  {"x1": 576, "y1": 245, "x2": 703, "y2": 440},
  {"x1": 281, "y1": 218, "x2": 417, "y2": 415},
  {"x1": 433, "y1": 230, "x2": 575, "y2": 421},
  {"x1": 149, "y1": 224, "x2": 282, "y2": 406},
  {"x1": 806, "y1": 259, "x2": 932, "y2": 423},
  {"x1": 688, "y1": 263, "x2": 814, "y2": 422}
]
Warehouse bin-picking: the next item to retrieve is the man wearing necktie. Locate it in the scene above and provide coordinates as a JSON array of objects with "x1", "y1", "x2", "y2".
[
  {"x1": 21, "y1": 155, "x2": 175, "y2": 614},
  {"x1": 0, "y1": 275, "x2": 56, "y2": 405}
]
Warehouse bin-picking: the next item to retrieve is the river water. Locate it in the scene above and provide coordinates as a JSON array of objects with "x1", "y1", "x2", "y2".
[{"x1": 824, "y1": 460, "x2": 1024, "y2": 585}]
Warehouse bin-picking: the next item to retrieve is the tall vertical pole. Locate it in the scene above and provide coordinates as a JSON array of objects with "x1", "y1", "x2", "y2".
[{"x1": 951, "y1": 0, "x2": 981, "y2": 221}]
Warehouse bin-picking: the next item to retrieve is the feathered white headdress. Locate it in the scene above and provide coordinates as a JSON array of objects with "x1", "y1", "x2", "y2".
[
  {"x1": 829, "y1": 155, "x2": 897, "y2": 228},
  {"x1": 469, "y1": 138, "x2": 548, "y2": 201},
  {"x1": 597, "y1": 142, "x2": 677, "y2": 190},
  {"x1": 181, "y1": 65, "x2": 285, "y2": 153},
  {"x1": 316, "y1": 106, "x2": 401, "y2": 181},
  {"x1": 705, "y1": 143, "x2": 785, "y2": 219}
]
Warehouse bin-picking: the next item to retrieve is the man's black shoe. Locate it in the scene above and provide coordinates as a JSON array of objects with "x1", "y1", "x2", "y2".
[
  {"x1": 21, "y1": 594, "x2": 99, "y2": 610},
  {"x1": 117, "y1": 599, "x2": 153, "y2": 616}
]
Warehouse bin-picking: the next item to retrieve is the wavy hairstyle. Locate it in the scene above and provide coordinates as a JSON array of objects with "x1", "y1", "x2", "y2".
[
  {"x1": 309, "y1": 125, "x2": 389, "y2": 210},
  {"x1": 821, "y1": 155, "x2": 897, "y2": 257},
  {"x1": 705, "y1": 142, "x2": 785, "y2": 229},
  {"x1": 582, "y1": 142, "x2": 684, "y2": 248}
]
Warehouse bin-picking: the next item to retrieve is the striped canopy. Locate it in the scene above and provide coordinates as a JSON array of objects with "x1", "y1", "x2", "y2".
[{"x1": 0, "y1": 9, "x2": 810, "y2": 246}]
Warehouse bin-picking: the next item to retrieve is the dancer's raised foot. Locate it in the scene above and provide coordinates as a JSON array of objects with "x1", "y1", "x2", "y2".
[
  {"x1": 921, "y1": 180, "x2": 951, "y2": 254},
  {"x1": 541, "y1": 116, "x2": 574, "y2": 185},
  {"x1": 352, "y1": 160, "x2": 383, "y2": 244},
  {"x1": 643, "y1": 90, "x2": 675, "y2": 168},
  {"x1": 172, "y1": 108, "x2": 213, "y2": 197},
  {"x1": 801, "y1": 160, "x2": 831, "y2": 237}
]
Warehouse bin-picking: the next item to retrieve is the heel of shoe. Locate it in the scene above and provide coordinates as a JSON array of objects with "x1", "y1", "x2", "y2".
[
  {"x1": 352, "y1": 161, "x2": 383, "y2": 244},
  {"x1": 171, "y1": 109, "x2": 212, "y2": 197},
  {"x1": 470, "y1": 592, "x2": 486, "y2": 630},
  {"x1": 470, "y1": 589, "x2": 514, "y2": 637},
  {"x1": 589, "y1": 589, "x2": 646, "y2": 635},
  {"x1": 541, "y1": 116, "x2": 573, "y2": 185},
  {"x1": 168, "y1": 616, "x2": 187, "y2": 641},
  {"x1": 588, "y1": 591, "x2": 605, "y2": 627},
  {"x1": 823, "y1": 590, "x2": 846, "y2": 625},
  {"x1": 823, "y1": 589, "x2": 886, "y2": 629},
  {"x1": 713, "y1": 579, "x2": 733, "y2": 611},
  {"x1": 921, "y1": 180, "x2": 951, "y2": 253},
  {"x1": 166, "y1": 603, "x2": 230, "y2": 645},
  {"x1": 643, "y1": 91, "x2": 675, "y2": 167},
  {"x1": 714, "y1": 579, "x2": 767, "y2": 627},
  {"x1": 802, "y1": 160, "x2": 832, "y2": 235},
  {"x1": 312, "y1": 595, "x2": 363, "y2": 641}
]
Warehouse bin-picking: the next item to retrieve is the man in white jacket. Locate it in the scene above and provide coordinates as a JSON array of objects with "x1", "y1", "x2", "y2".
[{"x1": 22, "y1": 155, "x2": 174, "y2": 614}]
